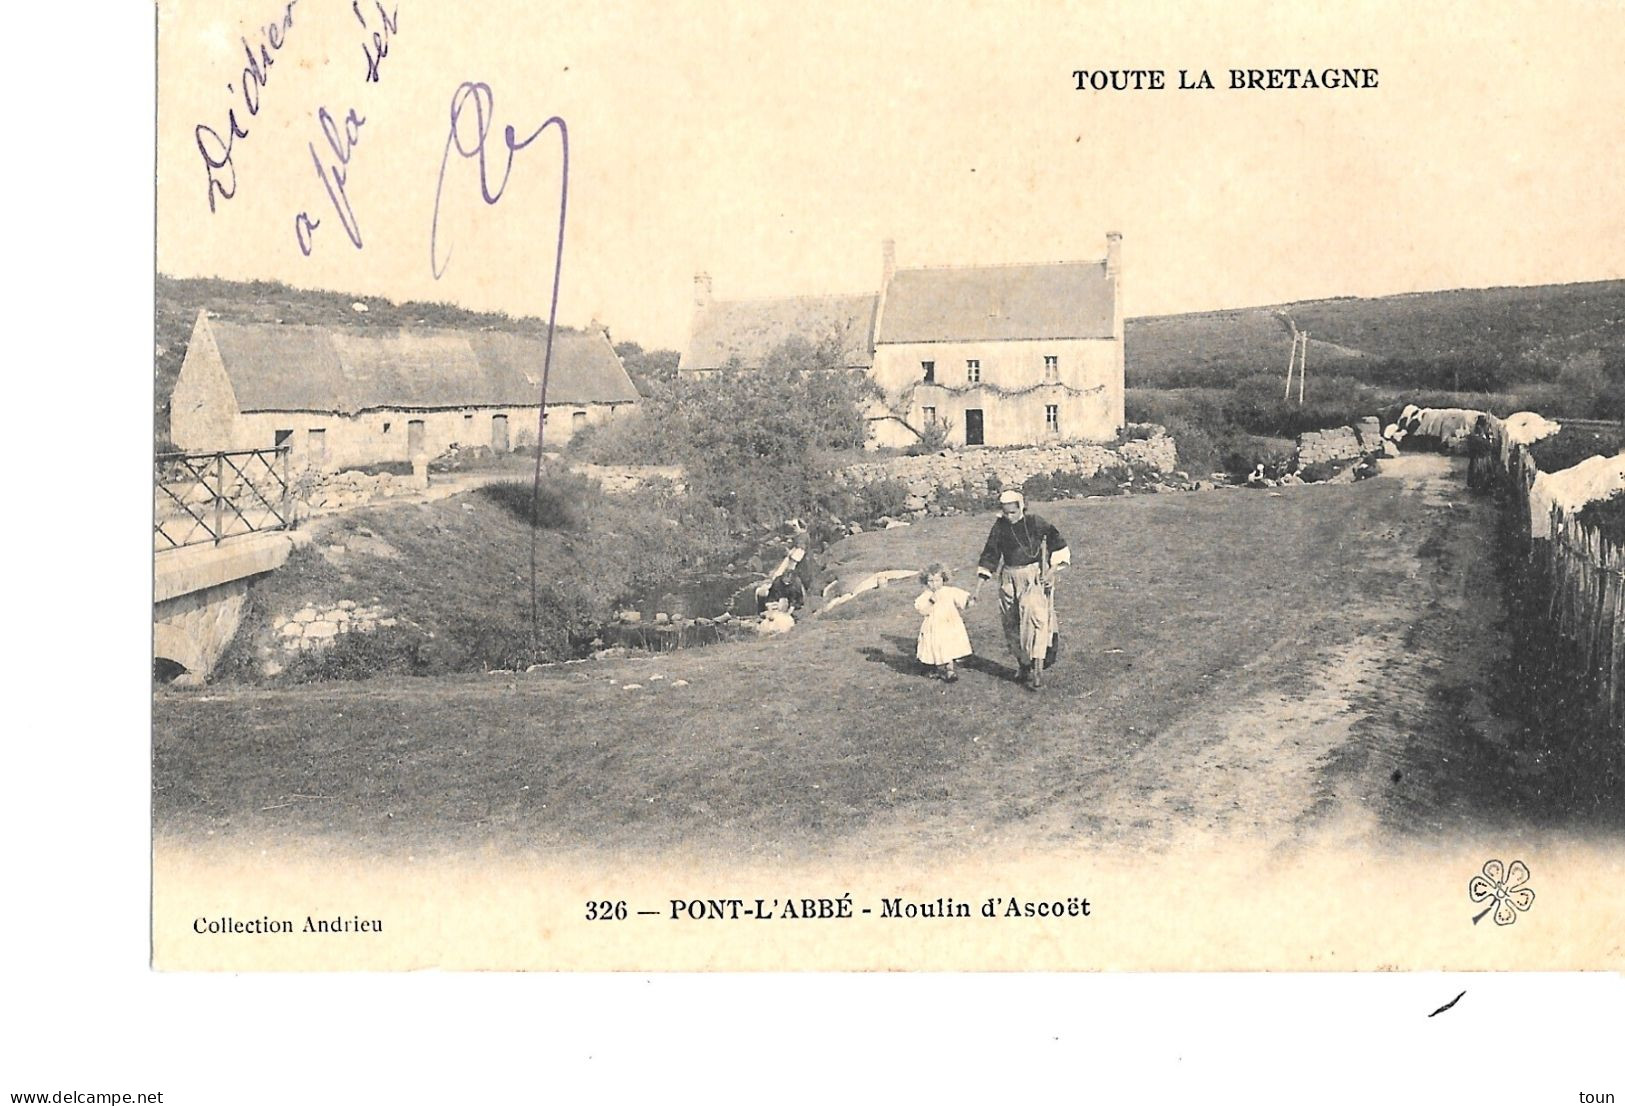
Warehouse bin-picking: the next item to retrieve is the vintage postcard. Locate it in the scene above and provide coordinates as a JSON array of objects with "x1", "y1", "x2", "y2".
[{"x1": 152, "y1": 0, "x2": 1625, "y2": 972}]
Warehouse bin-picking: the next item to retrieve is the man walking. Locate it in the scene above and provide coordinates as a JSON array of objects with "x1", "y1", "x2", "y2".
[{"x1": 976, "y1": 490, "x2": 1070, "y2": 689}]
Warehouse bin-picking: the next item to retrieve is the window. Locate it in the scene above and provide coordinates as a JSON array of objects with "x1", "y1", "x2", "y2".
[
  {"x1": 274, "y1": 429, "x2": 293, "y2": 448},
  {"x1": 382, "y1": 421, "x2": 392, "y2": 433},
  {"x1": 572, "y1": 411, "x2": 588, "y2": 431},
  {"x1": 307, "y1": 427, "x2": 327, "y2": 462},
  {"x1": 921, "y1": 360, "x2": 935, "y2": 383},
  {"x1": 966, "y1": 359, "x2": 981, "y2": 383},
  {"x1": 923, "y1": 406, "x2": 936, "y2": 424},
  {"x1": 1045, "y1": 404, "x2": 1060, "y2": 434},
  {"x1": 1044, "y1": 354, "x2": 1059, "y2": 381}
]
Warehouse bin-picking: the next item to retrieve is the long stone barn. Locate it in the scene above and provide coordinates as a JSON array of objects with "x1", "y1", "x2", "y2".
[
  {"x1": 170, "y1": 311, "x2": 640, "y2": 469},
  {"x1": 680, "y1": 234, "x2": 1125, "y2": 449}
]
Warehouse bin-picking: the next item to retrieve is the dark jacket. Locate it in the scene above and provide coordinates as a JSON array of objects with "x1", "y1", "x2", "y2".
[{"x1": 977, "y1": 512, "x2": 1068, "y2": 577}]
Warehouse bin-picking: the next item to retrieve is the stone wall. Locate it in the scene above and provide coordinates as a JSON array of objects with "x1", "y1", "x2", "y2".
[
  {"x1": 569, "y1": 463, "x2": 687, "y2": 495},
  {"x1": 837, "y1": 432, "x2": 1179, "y2": 511},
  {"x1": 296, "y1": 470, "x2": 412, "y2": 511},
  {"x1": 1294, "y1": 417, "x2": 1389, "y2": 468}
]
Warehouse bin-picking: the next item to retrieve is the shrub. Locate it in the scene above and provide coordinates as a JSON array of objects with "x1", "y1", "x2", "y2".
[
  {"x1": 1576, "y1": 495, "x2": 1625, "y2": 544},
  {"x1": 1158, "y1": 414, "x2": 1222, "y2": 475},
  {"x1": 855, "y1": 478, "x2": 911, "y2": 520},
  {"x1": 936, "y1": 478, "x2": 999, "y2": 514},
  {"x1": 566, "y1": 405, "x2": 687, "y2": 465},
  {"x1": 475, "y1": 469, "x2": 603, "y2": 529},
  {"x1": 280, "y1": 627, "x2": 423, "y2": 683},
  {"x1": 1021, "y1": 468, "x2": 1124, "y2": 501},
  {"x1": 906, "y1": 419, "x2": 953, "y2": 456},
  {"x1": 1527, "y1": 425, "x2": 1625, "y2": 474}
]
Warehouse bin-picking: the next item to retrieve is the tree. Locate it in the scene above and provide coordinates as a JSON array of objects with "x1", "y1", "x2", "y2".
[{"x1": 614, "y1": 341, "x2": 681, "y2": 396}]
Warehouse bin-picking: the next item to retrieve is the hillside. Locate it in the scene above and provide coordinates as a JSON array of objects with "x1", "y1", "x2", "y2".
[
  {"x1": 153, "y1": 275, "x2": 584, "y2": 449},
  {"x1": 1126, "y1": 279, "x2": 1625, "y2": 388}
]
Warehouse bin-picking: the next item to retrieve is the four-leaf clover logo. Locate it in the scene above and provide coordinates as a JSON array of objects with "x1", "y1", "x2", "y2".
[{"x1": 1470, "y1": 859, "x2": 1534, "y2": 926}]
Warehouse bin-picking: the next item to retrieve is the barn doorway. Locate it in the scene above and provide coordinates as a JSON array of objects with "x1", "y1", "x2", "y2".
[
  {"x1": 407, "y1": 419, "x2": 426, "y2": 458},
  {"x1": 491, "y1": 414, "x2": 510, "y2": 452},
  {"x1": 965, "y1": 409, "x2": 984, "y2": 446}
]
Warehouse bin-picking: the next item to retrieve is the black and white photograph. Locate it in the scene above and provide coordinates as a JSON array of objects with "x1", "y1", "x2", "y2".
[{"x1": 140, "y1": 0, "x2": 1625, "y2": 979}]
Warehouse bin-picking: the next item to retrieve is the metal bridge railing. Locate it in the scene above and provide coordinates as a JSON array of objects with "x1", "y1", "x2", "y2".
[{"x1": 154, "y1": 447, "x2": 293, "y2": 551}]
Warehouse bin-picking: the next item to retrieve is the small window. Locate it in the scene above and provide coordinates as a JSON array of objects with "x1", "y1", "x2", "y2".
[
  {"x1": 1044, "y1": 355, "x2": 1059, "y2": 381},
  {"x1": 921, "y1": 360, "x2": 935, "y2": 383},
  {"x1": 274, "y1": 429, "x2": 293, "y2": 448},
  {"x1": 1045, "y1": 404, "x2": 1060, "y2": 434},
  {"x1": 966, "y1": 359, "x2": 981, "y2": 383},
  {"x1": 572, "y1": 411, "x2": 588, "y2": 431},
  {"x1": 307, "y1": 427, "x2": 327, "y2": 461},
  {"x1": 923, "y1": 406, "x2": 936, "y2": 425},
  {"x1": 382, "y1": 421, "x2": 392, "y2": 433}
]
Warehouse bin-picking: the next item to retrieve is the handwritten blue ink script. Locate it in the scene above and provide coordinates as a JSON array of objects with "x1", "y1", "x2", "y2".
[
  {"x1": 293, "y1": 2, "x2": 398, "y2": 256},
  {"x1": 194, "y1": 1, "x2": 299, "y2": 212}
]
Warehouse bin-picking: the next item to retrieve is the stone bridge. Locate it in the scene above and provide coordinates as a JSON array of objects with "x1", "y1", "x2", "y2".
[{"x1": 154, "y1": 532, "x2": 299, "y2": 683}]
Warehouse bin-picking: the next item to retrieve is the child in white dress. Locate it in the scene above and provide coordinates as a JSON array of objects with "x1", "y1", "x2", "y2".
[{"x1": 914, "y1": 563, "x2": 974, "y2": 681}]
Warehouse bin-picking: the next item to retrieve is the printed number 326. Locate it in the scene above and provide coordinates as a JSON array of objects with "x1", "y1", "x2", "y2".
[{"x1": 585, "y1": 900, "x2": 627, "y2": 920}]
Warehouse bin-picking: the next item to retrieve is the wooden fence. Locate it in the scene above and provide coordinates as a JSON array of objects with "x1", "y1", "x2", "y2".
[{"x1": 1492, "y1": 432, "x2": 1625, "y2": 734}]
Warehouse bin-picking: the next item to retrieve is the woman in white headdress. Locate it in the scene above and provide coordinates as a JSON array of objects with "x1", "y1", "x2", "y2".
[{"x1": 975, "y1": 490, "x2": 1070, "y2": 689}]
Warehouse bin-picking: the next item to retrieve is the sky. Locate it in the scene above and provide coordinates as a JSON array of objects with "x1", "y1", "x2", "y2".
[{"x1": 157, "y1": 0, "x2": 1625, "y2": 349}]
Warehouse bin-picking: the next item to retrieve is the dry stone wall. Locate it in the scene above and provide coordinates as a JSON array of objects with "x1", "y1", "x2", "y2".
[
  {"x1": 569, "y1": 463, "x2": 687, "y2": 495},
  {"x1": 1294, "y1": 417, "x2": 1390, "y2": 468},
  {"x1": 838, "y1": 433, "x2": 1179, "y2": 508}
]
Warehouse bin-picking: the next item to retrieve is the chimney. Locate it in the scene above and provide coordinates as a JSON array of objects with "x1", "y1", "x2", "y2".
[
  {"x1": 693, "y1": 272, "x2": 712, "y2": 311},
  {"x1": 1105, "y1": 231, "x2": 1122, "y2": 280},
  {"x1": 881, "y1": 239, "x2": 896, "y2": 289}
]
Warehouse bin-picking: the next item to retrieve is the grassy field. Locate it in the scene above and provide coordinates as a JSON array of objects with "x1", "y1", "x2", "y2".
[
  {"x1": 1125, "y1": 279, "x2": 1625, "y2": 387},
  {"x1": 155, "y1": 459, "x2": 1625, "y2": 864}
]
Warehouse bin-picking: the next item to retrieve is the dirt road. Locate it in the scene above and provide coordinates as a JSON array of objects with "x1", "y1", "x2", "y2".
[{"x1": 153, "y1": 454, "x2": 1625, "y2": 863}]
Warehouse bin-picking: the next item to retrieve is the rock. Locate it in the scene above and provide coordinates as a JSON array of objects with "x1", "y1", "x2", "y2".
[
  {"x1": 618, "y1": 610, "x2": 642, "y2": 624},
  {"x1": 279, "y1": 621, "x2": 303, "y2": 638},
  {"x1": 306, "y1": 621, "x2": 339, "y2": 639},
  {"x1": 357, "y1": 620, "x2": 377, "y2": 633},
  {"x1": 338, "y1": 599, "x2": 357, "y2": 611},
  {"x1": 654, "y1": 613, "x2": 670, "y2": 624},
  {"x1": 331, "y1": 608, "x2": 350, "y2": 622},
  {"x1": 293, "y1": 607, "x2": 317, "y2": 624},
  {"x1": 671, "y1": 679, "x2": 689, "y2": 688}
]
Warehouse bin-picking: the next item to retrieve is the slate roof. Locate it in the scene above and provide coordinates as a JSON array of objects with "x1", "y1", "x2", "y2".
[
  {"x1": 681, "y1": 294, "x2": 878, "y2": 372},
  {"x1": 201, "y1": 316, "x2": 638, "y2": 414},
  {"x1": 876, "y1": 261, "x2": 1117, "y2": 344}
]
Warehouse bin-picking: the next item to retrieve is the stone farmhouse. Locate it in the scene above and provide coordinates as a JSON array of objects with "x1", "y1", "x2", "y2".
[
  {"x1": 170, "y1": 311, "x2": 640, "y2": 469},
  {"x1": 679, "y1": 234, "x2": 1125, "y2": 448}
]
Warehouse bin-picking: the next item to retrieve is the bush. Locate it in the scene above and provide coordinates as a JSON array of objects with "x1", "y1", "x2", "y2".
[
  {"x1": 855, "y1": 478, "x2": 911, "y2": 520},
  {"x1": 567, "y1": 405, "x2": 687, "y2": 465},
  {"x1": 1158, "y1": 415, "x2": 1222, "y2": 475},
  {"x1": 906, "y1": 419, "x2": 953, "y2": 456},
  {"x1": 1021, "y1": 468, "x2": 1124, "y2": 502},
  {"x1": 1527, "y1": 425, "x2": 1625, "y2": 474},
  {"x1": 936, "y1": 477, "x2": 999, "y2": 514},
  {"x1": 1576, "y1": 495, "x2": 1625, "y2": 544},
  {"x1": 475, "y1": 469, "x2": 603, "y2": 529},
  {"x1": 280, "y1": 627, "x2": 423, "y2": 683}
]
